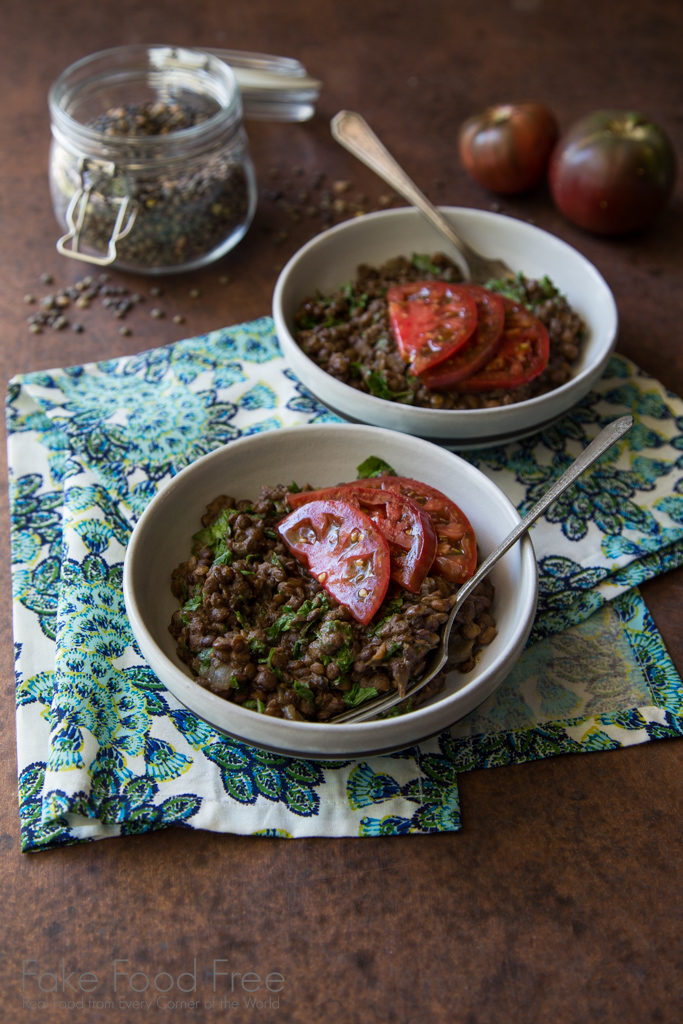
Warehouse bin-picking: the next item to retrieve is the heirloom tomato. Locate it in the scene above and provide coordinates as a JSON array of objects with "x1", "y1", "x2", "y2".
[
  {"x1": 277, "y1": 500, "x2": 391, "y2": 625},
  {"x1": 418, "y1": 285, "x2": 505, "y2": 390},
  {"x1": 356, "y1": 477, "x2": 478, "y2": 585},
  {"x1": 458, "y1": 102, "x2": 559, "y2": 194},
  {"x1": 549, "y1": 110, "x2": 677, "y2": 234},
  {"x1": 387, "y1": 281, "x2": 478, "y2": 375},
  {"x1": 452, "y1": 297, "x2": 549, "y2": 393},
  {"x1": 288, "y1": 485, "x2": 437, "y2": 594}
]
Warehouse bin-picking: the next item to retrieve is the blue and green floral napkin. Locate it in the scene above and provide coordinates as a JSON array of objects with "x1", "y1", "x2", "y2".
[{"x1": 7, "y1": 318, "x2": 683, "y2": 851}]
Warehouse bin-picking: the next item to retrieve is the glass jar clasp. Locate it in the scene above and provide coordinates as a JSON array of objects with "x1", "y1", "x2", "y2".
[{"x1": 56, "y1": 159, "x2": 137, "y2": 266}]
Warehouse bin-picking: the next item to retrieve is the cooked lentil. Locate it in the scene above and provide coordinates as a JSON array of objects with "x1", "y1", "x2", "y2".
[
  {"x1": 293, "y1": 254, "x2": 585, "y2": 410},
  {"x1": 169, "y1": 483, "x2": 496, "y2": 722}
]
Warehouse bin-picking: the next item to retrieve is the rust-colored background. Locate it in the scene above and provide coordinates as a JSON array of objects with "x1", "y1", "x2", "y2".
[{"x1": 1, "y1": 1, "x2": 682, "y2": 1021}]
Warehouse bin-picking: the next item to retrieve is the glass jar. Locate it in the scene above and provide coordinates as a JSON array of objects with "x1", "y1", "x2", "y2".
[{"x1": 48, "y1": 45, "x2": 257, "y2": 274}]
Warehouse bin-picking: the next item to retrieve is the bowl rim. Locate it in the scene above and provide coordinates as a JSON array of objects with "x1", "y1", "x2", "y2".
[
  {"x1": 123, "y1": 423, "x2": 539, "y2": 758},
  {"x1": 272, "y1": 205, "x2": 619, "y2": 430}
]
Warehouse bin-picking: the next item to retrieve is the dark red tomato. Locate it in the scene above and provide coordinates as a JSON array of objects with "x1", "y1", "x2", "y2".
[
  {"x1": 288, "y1": 485, "x2": 437, "y2": 593},
  {"x1": 419, "y1": 285, "x2": 505, "y2": 390},
  {"x1": 549, "y1": 110, "x2": 678, "y2": 235},
  {"x1": 387, "y1": 281, "x2": 478, "y2": 375},
  {"x1": 452, "y1": 296, "x2": 549, "y2": 392},
  {"x1": 277, "y1": 500, "x2": 390, "y2": 625},
  {"x1": 458, "y1": 102, "x2": 559, "y2": 194},
  {"x1": 356, "y1": 477, "x2": 478, "y2": 585}
]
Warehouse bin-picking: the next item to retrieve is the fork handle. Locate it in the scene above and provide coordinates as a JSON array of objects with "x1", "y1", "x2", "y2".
[
  {"x1": 332, "y1": 415, "x2": 634, "y2": 725},
  {"x1": 461, "y1": 414, "x2": 635, "y2": 608},
  {"x1": 331, "y1": 110, "x2": 493, "y2": 280}
]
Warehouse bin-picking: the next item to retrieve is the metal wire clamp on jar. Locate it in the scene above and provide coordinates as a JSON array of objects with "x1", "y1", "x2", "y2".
[{"x1": 48, "y1": 45, "x2": 258, "y2": 274}]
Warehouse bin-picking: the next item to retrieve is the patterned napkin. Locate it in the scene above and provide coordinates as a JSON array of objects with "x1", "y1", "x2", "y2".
[{"x1": 7, "y1": 318, "x2": 683, "y2": 851}]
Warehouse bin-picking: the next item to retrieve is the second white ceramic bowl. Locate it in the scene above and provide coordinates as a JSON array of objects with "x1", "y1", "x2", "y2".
[{"x1": 272, "y1": 207, "x2": 618, "y2": 449}]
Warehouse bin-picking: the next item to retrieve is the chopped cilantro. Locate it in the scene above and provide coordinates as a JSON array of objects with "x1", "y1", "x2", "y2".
[
  {"x1": 296, "y1": 313, "x2": 320, "y2": 330},
  {"x1": 411, "y1": 252, "x2": 445, "y2": 276},
  {"x1": 213, "y1": 549, "x2": 233, "y2": 567},
  {"x1": 293, "y1": 681, "x2": 316, "y2": 705},
  {"x1": 356, "y1": 454, "x2": 397, "y2": 479},
  {"x1": 369, "y1": 593, "x2": 405, "y2": 635},
  {"x1": 343, "y1": 682, "x2": 380, "y2": 708},
  {"x1": 182, "y1": 593, "x2": 203, "y2": 613},
  {"x1": 243, "y1": 699, "x2": 266, "y2": 713},
  {"x1": 340, "y1": 281, "x2": 354, "y2": 303},
  {"x1": 364, "y1": 370, "x2": 413, "y2": 404},
  {"x1": 267, "y1": 647, "x2": 285, "y2": 680},
  {"x1": 249, "y1": 637, "x2": 268, "y2": 658},
  {"x1": 334, "y1": 642, "x2": 355, "y2": 677},
  {"x1": 486, "y1": 272, "x2": 560, "y2": 309},
  {"x1": 193, "y1": 507, "x2": 236, "y2": 559},
  {"x1": 266, "y1": 593, "x2": 330, "y2": 641},
  {"x1": 379, "y1": 698, "x2": 414, "y2": 718},
  {"x1": 287, "y1": 481, "x2": 301, "y2": 493}
]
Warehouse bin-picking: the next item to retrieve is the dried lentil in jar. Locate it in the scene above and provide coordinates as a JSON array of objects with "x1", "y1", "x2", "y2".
[{"x1": 48, "y1": 45, "x2": 257, "y2": 274}]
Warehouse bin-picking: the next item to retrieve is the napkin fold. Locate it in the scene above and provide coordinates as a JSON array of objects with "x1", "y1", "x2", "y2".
[{"x1": 7, "y1": 318, "x2": 683, "y2": 851}]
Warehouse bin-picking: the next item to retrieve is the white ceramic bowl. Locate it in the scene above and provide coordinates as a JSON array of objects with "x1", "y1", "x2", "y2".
[
  {"x1": 272, "y1": 207, "x2": 618, "y2": 450},
  {"x1": 123, "y1": 423, "x2": 537, "y2": 760}
]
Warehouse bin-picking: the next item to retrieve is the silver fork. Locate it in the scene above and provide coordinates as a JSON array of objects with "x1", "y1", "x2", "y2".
[
  {"x1": 330, "y1": 110, "x2": 515, "y2": 285},
  {"x1": 332, "y1": 415, "x2": 634, "y2": 724}
]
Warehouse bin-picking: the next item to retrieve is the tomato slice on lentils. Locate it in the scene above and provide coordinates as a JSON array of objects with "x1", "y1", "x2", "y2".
[
  {"x1": 287, "y1": 485, "x2": 437, "y2": 593},
  {"x1": 418, "y1": 285, "x2": 506, "y2": 390},
  {"x1": 277, "y1": 500, "x2": 391, "y2": 624},
  {"x1": 356, "y1": 477, "x2": 478, "y2": 585},
  {"x1": 451, "y1": 295, "x2": 549, "y2": 392},
  {"x1": 387, "y1": 281, "x2": 478, "y2": 375}
]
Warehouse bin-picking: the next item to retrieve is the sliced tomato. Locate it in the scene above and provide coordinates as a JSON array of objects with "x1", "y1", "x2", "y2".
[
  {"x1": 356, "y1": 477, "x2": 477, "y2": 584},
  {"x1": 387, "y1": 281, "x2": 478, "y2": 375},
  {"x1": 418, "y1": 285, "x2": 505, "y2": 390},
  {"x1": 287, "y1": 485, "x2": 437, "y2": 593},
  {"x1": 452, "y1": 296, "x2": 549, "y2": 392},
  {"x1": 277, "y1": 500, "x2": 390, "y2": 624}
]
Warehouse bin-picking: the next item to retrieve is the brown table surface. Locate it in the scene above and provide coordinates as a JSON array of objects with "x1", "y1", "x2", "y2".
[{"x1": 2, "y1": 1, "x2": 682, "y2": 1021}]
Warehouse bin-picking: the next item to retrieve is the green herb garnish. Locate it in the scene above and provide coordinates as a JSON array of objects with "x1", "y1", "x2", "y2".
[
  {"x1": 267, "y1": 647, "x2": 285, "y2": 680},
  {"x1": 364, "y1": 370, "x2": 414, "y2": 404},
  {"x1": 293, "y1": 681, "x2": 316, "y2": 705},
  {"x1": 243, "y1": 699, "x2": 266, "y2": 713},
  {"x1": 369, "y1": 593, "x2": 405, "y2": 635},
  {"x1": 266, "y1": 593, "x2": 331, "y2": 641},
  {"x1": 343, "y1": 682, "x2": 380, "y2": 708},
  {"x1": 486, "y1": 271, "x2": 559, "y2": 308},
  {"x1": 379, "y1": 698, "x2": 414, "y2": 718},
  {"x1": 411, "y1": 252, "x2": 444, "y2": 276},
  {"x1": 182, "y1": 593, "x2": 203, "y2": 613},
  {"x1": 356, "y1": 455, "x2": 397, "y2": 479},
  {"x1": 193, "y1": 507, "x2": 236, "y2": 559}
]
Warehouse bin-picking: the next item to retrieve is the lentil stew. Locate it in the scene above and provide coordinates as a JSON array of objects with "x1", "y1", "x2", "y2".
[
  {"x1": 169, "y1": 483, "x2": 496, "y2": 722},
  {"x1": 293, "y1": 254, "x2": 585, "y2": 410}
]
